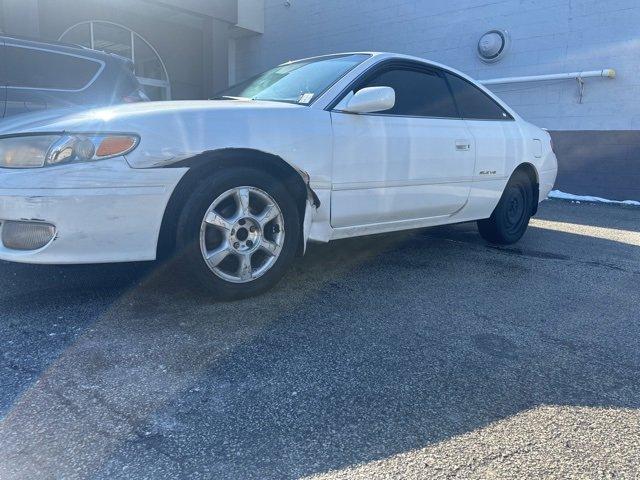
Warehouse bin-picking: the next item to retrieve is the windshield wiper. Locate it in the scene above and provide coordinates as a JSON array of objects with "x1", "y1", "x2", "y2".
[
  {"x1": 210, "y1": 95, "x2": 247, "y2": 101},
  {"x1": 250, "y1": 98, "x2": 300, "y2": 105}
]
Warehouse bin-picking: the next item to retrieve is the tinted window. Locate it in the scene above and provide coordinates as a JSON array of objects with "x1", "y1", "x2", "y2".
[
  {"x1": 360, "y1": 67, "x2": 458, "y2": 118},
  {"x1": 4, "y1": 46, "x2": 101, "y2": 90},
  {"x1": 446, "y1": 73, "x2": 511, "y2": 120}
]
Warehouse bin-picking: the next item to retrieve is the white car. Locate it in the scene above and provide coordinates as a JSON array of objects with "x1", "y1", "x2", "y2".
[{"x1": 0, "y1": 53, "x2": 557, "y2": 299}]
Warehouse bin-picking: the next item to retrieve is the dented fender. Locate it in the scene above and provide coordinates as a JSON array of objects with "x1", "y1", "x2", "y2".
[{"x1": 293, "y1": 167, "x2": 321, "y2": 254}]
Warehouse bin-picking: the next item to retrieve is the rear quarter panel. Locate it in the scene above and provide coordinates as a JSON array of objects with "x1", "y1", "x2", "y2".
[{"x1": 455, "y1": 119, "x2": 557, "y2": 221}]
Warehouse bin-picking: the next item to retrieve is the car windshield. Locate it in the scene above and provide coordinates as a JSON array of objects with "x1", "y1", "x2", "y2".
[{"x1": 216, "y1": 54, "x2": 370, "y2": 104}]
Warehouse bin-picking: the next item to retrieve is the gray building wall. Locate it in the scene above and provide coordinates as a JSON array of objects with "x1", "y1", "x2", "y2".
[
  {"x1": 235, "y1": 0, "x2": 640, "y2": 199},
  {"x1": 0, "y1": 0, "x2": 41, "y2": 37},
  {"x1": 235, "y1": 0, "x2": 640, "y2": 132}
]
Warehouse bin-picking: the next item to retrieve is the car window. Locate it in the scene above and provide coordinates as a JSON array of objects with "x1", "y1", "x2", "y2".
[
  {"x1": 445, "y1": 73, "x2": 512, "y2": 120},
  {"x1": 359, "y1": 67, "x2": 459, "y2": 118},
  {"x1": 4, "y1": 45, "x2": 101, "y2": 91},
  {"x1": 218, "y1": 54, "x2": 370, "y2": 104}
]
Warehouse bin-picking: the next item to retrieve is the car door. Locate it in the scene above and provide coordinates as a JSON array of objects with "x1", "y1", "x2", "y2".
[
  {"x1": 445, "y1": 73, "x2": 523, "y2": 182},
  {"x1": 330, "y1": 63, "x2": 476, "y2": 228}
]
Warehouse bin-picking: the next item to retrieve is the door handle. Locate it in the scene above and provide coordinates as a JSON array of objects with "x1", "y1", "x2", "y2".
[{"x1": 455, "y1": 140, "x2": 471, "y2": 151}]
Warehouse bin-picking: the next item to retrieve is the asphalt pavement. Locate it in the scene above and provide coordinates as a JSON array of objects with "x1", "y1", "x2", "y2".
[{"x1": 0, "y1": 199, "x2": 639, "y2": 479}]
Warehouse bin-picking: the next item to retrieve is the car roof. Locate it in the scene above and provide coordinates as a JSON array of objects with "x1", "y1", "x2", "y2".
[
  {"x1": 283, "y1": 51, "x2": 464, "y2": 73},
  {"x1": 1, "y1": 34, "x2": 132, "y2": 67},
  {"x1": 280, "y1": 51, "x2": 476, "y2": 81},
  {"x1": 1, "y1": 33, "x2": 93, "y2": 50}
]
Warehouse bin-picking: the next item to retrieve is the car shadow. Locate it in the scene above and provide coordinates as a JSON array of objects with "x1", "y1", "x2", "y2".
[{"x1": 0, "y1": 201, "x2": 639, "y2": 478}]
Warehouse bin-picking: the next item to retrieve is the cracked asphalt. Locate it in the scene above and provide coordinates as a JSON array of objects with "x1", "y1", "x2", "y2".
[{"x1": 0, "y1": 199, "x2": 639, "y2": 479}]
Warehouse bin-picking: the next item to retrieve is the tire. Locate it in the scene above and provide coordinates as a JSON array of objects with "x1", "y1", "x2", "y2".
[
  {"x1": 175, "y1": 167, "x2": 300, "y2": 300},
  {"x1": 477, "y1": 171, "x2": 533, "y2": 245}
]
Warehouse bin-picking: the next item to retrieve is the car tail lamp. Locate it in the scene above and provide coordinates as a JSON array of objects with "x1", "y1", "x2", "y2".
[
  {"x1": 0, "y1": 134, "x2": 139, "y2": 168},
  {"x1": 1, "y1": 221, "x2": 56, "y2": 251}
]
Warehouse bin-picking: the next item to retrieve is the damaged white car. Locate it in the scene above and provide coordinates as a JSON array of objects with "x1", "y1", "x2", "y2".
[{"x1": 0, "y1": 53, "x2": 557, "y2": 299}]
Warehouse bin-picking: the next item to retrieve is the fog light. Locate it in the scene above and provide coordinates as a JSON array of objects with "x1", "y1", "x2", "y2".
[{"x1": 1, "y1": 221, "x2": 56, "y2": 250}]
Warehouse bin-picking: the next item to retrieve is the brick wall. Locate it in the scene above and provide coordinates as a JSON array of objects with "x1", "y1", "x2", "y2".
[{"x1": 235, "y1": 0, "x2": 640, "y2": 132}]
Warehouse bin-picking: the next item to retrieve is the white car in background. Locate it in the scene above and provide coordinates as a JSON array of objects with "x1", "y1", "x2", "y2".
[{"x1": 0, "y1": 53, "x2": 557, "y2": 299}]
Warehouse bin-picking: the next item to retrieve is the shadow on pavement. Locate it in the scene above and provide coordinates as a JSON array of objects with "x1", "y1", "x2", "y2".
[{"x1": 0, "y1": 200, "x2": 638, "y2": 478}]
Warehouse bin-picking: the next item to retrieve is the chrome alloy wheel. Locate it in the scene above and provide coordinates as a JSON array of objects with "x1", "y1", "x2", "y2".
[{"x1": 199, "y1": 186, "x2": 285, "y2": 283}]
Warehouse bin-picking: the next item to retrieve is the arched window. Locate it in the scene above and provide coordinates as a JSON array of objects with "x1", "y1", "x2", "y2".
[{"x1": 59, "y1": 21, "x2": 171, "y2": 101}]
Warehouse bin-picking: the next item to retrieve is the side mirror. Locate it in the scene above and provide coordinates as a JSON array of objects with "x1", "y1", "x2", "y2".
[{"x1": 339, "y1": 86, "x2": 395, "y2": 114}]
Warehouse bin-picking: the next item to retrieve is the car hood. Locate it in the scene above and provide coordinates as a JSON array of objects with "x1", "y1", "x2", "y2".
[{"x1": 0, "y1": 100, "x2": 305, "y2": 135}]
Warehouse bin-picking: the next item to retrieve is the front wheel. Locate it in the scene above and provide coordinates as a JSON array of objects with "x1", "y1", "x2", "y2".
[
  {"x1": 176, "y1": 168, "x2": 300, "y2": 300},
  {"x1": 477, "y1": 171, "x2": 533, "y2": 245}
]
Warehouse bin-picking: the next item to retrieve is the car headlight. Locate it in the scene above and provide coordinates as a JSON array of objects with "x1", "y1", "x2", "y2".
[{"x1": 0, "y1": 133, "x2": 139, "y2": 169}]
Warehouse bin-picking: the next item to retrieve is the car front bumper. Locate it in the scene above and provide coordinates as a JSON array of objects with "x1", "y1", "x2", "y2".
[{"x1": 0, "y1": 158, "x2": 187, "y2": 264}]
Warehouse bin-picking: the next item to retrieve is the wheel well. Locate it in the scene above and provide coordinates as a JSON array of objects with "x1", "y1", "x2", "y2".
[
  {"x1": 512, "y1": 162, "x2": 540, "y2": 216},
  {"x1": 156, "y1": 149, "x2": 310, "y2": 259}
]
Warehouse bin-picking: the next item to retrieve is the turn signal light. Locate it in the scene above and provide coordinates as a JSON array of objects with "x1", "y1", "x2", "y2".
[
  {"x1": 96, "y1": 136, "x2": 138, "y2": 158},
  {"x1": 1, "y1": 221, "x2": 56, "y2": 251}
]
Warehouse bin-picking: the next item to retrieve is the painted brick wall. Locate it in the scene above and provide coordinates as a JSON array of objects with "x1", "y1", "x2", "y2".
[{"x1": 234, "y1": 0, "x2": 640, "y2": 131}]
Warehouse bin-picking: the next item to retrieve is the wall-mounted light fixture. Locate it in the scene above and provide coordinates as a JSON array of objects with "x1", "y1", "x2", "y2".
[{"x1": 478, "y1": 29, "x2": 510, "y2": 63}]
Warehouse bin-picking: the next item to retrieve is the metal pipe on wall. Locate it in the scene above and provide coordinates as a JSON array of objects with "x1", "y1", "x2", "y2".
[{"x1": 479, "y1": 69, "x2": 616, "y2": 85}]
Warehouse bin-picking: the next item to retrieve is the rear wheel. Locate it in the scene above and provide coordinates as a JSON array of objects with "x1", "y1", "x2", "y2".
[
  {"x1": 176, "y1": 168, "x2": 300, "y2": 300},
  {"x1": 477, "y1": 171, "x2": 533, "y2": 245}
]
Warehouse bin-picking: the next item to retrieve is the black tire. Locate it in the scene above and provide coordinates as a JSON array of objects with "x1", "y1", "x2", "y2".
[
  {"x1": 175, "y1": 167, "x2": 300, "y2": 300},
  {"x1": 477, "y1": 171, "x2": 533, "y2": 245}
]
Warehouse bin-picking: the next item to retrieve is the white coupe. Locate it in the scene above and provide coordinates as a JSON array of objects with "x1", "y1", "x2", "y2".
[{"x1": 0, "y1": 53, "x2": 557, "y2": 299}]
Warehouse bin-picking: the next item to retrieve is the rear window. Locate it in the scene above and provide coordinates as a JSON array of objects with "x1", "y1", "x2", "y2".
[
  {"x1": 4, "y1": 45, "x2": 102, "y2": 91},
  {"x1": 445, "y1": 73, "x2": 512, "y2": 121}
]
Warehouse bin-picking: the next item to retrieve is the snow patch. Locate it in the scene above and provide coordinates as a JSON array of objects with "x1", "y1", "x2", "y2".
[{"x1": 549, "y1": 190, "x2": 640, "y2": 206}]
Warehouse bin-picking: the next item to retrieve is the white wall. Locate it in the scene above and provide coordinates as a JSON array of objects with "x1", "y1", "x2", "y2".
[{"x1": 235, "y1": 0, "x2": 640, "y2": 131}]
